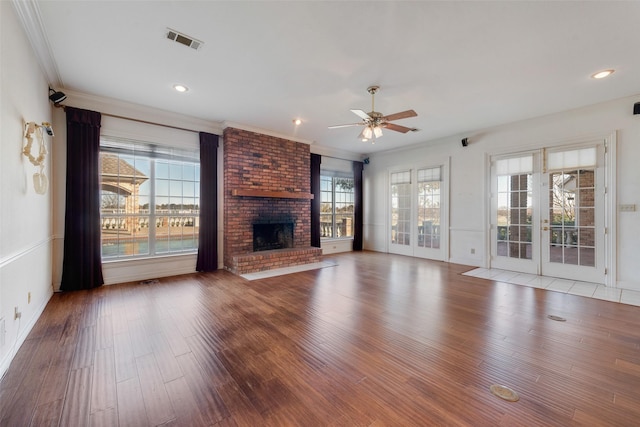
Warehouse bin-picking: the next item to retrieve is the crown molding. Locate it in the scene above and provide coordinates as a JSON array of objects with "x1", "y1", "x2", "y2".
[
  {"x1": 12, "y1": 0, "x2": 62, "y2": 87},
  {"x1": 309, "y1": 144, "x2": 364, "y2": 162},
  {"x1": 63, "y1": 89, "x2": 223, "y2": 135},
  {"x1": 222, "y1": 121, "x2": 315, "y2": 146}
]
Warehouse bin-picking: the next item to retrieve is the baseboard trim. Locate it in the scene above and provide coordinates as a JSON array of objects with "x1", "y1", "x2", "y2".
[{"x1": 0, "y1": 294, "x2": 50, "y2": 381}]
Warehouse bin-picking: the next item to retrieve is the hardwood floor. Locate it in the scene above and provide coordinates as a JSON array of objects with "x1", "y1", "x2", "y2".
[{"x1": 2, "y1": 251, "x2": 640, "y2": 426}]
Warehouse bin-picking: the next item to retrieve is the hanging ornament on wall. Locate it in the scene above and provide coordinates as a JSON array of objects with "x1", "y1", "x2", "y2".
[{"x1": 23, "y1": 121, "x2": 49, "y2": 195}]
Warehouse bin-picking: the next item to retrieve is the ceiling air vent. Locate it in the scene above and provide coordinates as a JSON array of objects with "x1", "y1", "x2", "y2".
[{"x1": 166, "y1": 28, "x2": 203, "y2": 51}]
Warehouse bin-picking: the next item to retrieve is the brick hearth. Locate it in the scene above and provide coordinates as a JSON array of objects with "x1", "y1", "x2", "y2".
[{"x1": 223, "y1": 127, "x2": 321, "y2": 275}]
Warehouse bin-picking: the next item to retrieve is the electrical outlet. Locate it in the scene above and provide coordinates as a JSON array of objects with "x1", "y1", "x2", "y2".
[
  {"x1": 470, "y1": 248, "x2": 476, "y2": 254},
  {"x1": 28, "y1": 292, "x2": 31, "y2": 304}
]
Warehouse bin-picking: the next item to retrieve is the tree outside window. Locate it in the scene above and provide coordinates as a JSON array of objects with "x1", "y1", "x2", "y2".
[{"x1": 320, "y1": 175, "x2": 354, "y2": 238}]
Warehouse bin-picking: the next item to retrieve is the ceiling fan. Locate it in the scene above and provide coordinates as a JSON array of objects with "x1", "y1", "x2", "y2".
[{"x1": 328, "y1": 86, "x2": 417, "y2": 142}]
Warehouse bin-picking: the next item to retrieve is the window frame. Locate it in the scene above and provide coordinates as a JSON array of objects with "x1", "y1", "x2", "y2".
[
  {"x1": 320, "y1": 174, "x2": 355, "y2": 240},
  {"x1": 99, "y1": 138, "x2": 200, "y2": 261}
]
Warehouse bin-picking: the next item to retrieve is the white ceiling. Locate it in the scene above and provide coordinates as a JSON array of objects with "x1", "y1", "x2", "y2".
[{"x1": 24, "y1": 1, "x2": 640, "y2": 155}]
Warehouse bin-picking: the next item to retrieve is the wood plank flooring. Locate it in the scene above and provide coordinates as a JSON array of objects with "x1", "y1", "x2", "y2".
[{"x1": 2, "y1": 251, "x2": 640, "y2": 426}]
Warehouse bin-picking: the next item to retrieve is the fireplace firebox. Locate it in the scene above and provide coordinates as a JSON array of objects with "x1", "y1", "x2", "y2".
[{"x1": 253, "y1": 222, "x2": 294, "y2": 252}]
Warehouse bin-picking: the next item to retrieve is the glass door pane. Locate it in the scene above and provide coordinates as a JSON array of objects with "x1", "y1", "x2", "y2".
[
  {"x1": 541, "y1": 143, "x2": 605, "y2": 283},
  {"x1": 417, "y1": 181, "x2": 441, "y2": 249},
  {"x1": 548, "y1": 169, "x2": 595, "y2": 267},
  {"x1": 490, "y1": 154, "x2": 538, "y2": 274},
  {"x1": 416, "y1": 167, "x2": 442, "y2": 254},
  {"x1": 391, "y1": 182, "x2": 411, "y2": 246},
  {"x1": 497, "y1": 174, "x2": 533, "y2": 260}
]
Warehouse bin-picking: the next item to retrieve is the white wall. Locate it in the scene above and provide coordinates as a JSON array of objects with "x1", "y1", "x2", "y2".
[
  {"x1": 364, "y1": 94, "x2": 640, "y2": 290},
  {"x1": 0, "y1": 2, "x2": 54, "y2": 376}
]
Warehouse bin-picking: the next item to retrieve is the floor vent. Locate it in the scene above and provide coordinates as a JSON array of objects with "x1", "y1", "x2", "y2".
[
  {"x1": 490, "y1": 384, "x2": 520, "y2": 402},
  {"x1": 166, "y1": 28, "x2": 203, "y2": 50}
]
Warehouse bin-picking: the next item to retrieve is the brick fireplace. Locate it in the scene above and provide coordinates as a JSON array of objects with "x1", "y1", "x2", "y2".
[{"x1": 223, "y1": 127, "x2": 322, "y2": 275}]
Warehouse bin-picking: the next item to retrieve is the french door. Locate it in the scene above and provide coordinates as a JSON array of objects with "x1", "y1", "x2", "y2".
[
  {"x1": 490, "y1": 153, "x2": 539, "y2": 274},
  {"x1": 540, "y1": 146, "x2": 606, "y2": 282},
  {"x1": 390, "y1": 165, "x2": 447, "y2": 260},
  {"x1": 490, "y1": 143, "x2": 607, "y2": 284}
]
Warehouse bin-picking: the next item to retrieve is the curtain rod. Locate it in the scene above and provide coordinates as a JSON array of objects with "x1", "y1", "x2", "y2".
[
  {"x1": 102, "y1": 111, "x2": 201, "y2": 134},
  {"x1": 59, "y1": 104, "x2": 201, "y2": 134},
  {"x1": 318, "y1": 153, "x2": 364, "y2": 162}
]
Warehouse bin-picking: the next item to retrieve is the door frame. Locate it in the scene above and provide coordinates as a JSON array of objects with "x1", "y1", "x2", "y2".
[
  {"x1": 489, "y1": 150, "x2": 540, "y2": 274},
  {"x1": 487, "y1": 131, "x2": 616, "y2": 286},
  {"x1": 387, "y1": 158, "x2": 450, "y2": 261},
  {"x1": 540, "y1": 143, "x2": 606, "y2": 283}
]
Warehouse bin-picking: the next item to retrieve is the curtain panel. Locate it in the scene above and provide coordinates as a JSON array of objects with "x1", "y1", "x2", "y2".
[
  {"x1": 352, "y1": 160, "x2": 364, "y2": 251},
  {"x1": 60, "y1": 107, "x2": 104, "y2": 291},
  {"x1": 310, "y1": 153, "x2": 322, "y2": 248},
  {"x1": 196, "y1": 132, "x2": 219, "y2": 271}
]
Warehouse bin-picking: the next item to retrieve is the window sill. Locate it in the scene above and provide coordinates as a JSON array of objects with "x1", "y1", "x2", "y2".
[
  {"x1": 102, "y1": 252, "x2": 197, "y2": 265},
  {"x1": 321, "y1": 237, "x2": 354, "y2": 242}
]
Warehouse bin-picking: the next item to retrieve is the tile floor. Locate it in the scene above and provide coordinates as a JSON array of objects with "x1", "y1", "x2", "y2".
[{"x1": 463, "y1": 268, "x2": 640, "y2": 307}]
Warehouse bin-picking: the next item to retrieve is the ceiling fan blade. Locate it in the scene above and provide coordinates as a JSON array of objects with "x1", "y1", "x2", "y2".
[
  {"x1": 382, "y1": 109, "x2": 417, "y2": 122},
  {"x1": 350, "y1": 109, "x2": 371, "y2": 120},
  {"x1": 383, "y1": 123, "x2": 413, "y2": 133},
  {"x1": 328, "y1": 123, "x2": 364, "y2": 129}
]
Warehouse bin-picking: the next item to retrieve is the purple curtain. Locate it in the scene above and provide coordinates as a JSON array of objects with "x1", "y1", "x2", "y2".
[
  {"x1": 60, "y1": 107, "x2": 104, "y2": 291},
  {"x1": 352, "y1": 161, "x2": 364, "y2": 251},
  {"x1": 310, "y1": 154, "x2": 321, "y2": 247},
  {"x1": 196, "y1": 132, "x2": 219, "y2": 271}
]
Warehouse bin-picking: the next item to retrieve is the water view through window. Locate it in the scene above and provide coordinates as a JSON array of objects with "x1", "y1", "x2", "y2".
[{"x1": 100, "y1": 141, "x2": 200, "y2": 259}]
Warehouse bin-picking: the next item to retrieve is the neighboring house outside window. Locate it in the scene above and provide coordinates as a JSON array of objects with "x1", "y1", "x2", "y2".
[{"x1": 99, "y1": 138, "x2": 200, "y2": 259}]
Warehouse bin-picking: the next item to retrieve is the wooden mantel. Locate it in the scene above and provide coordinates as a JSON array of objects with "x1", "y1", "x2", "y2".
[{"x1": 231, "y1": 189, "x2": 314, "y2": 200}]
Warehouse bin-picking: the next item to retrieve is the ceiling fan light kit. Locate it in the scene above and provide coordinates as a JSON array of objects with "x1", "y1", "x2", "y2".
[{"x1": 329, "y1": 86, "x2": 417, "y2": 143}]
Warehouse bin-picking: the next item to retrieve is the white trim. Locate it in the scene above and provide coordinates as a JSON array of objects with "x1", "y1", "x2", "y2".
[
  {"x1": 484, "y1": 152, "x2": 492, "y2": 268},
  {"x1": 11, "y1": 0, "x2": 63, "y2": 86},
  {"x1": 0, "y1": 295, "x2": 49, "y2": 381},
  {"x1": 0, "y1": 237, "x2": 51, "y2": 269},
  {"x1": 486, "y1": 131, "x2": 616, "y2": 285},
  {"x1": 64, "y1": 89, "x2": 223, "y2": 136},
  {"x1": 386, "y1": 160, "x2": 450, "y2": 261},
  {"x1": 605, "y1": 131, "x2": 617, "y2": 287},
  {"x1": 449, "y1": 227, "x2": 484, "y2": 233},
  {"x1": 223, "y1": 121, "x2": 315, "y2": 146},
  {"x1": 311, "y1": 145, "x2": 363, "y2": 162},
  {"x1": 321, "y1": 238, "x2": 353, "y2": 255},
  {"x1": 487, "y1": 130, "x2": 619, "y2": 158},
  {"x1": 102, "y1": 254, "x2": 197, "y2": 285}
]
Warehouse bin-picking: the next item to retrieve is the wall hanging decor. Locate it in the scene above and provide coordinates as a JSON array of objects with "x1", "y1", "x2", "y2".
[{"x1": 22, "y1": 121, "x2": 51, "y2": 194}]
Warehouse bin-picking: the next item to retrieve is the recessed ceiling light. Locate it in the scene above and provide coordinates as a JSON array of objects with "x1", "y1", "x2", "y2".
[
  {"x1": 293, "y1": 118, "x2": 302, "y2": 125},
  {"x1": 173, "y1": 84, "x2": 189, "y2": 93},
  {"x1": 591, "y1": 69, "x2": 615, "y2": 79}
]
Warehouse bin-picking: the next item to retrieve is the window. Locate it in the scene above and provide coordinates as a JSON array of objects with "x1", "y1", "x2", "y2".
[
  {"x1": 547, "y1": 147, "x2": 597, "y2": 267},
  {"x1": 417, "y1": 167, "x2": 441, "y2": 249},
  {"x1": 391, "y1": 171, "x2": 411, "y2": 245},
  {"x1": 495, "y1": 155, "x2": 533, "y2": 260},
  {"x1": 100, "y1": 138, "x2": 200, "y2": 259},
  {"x1": 320, "y1": 175, "x2": 354, "y2": 238}
]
